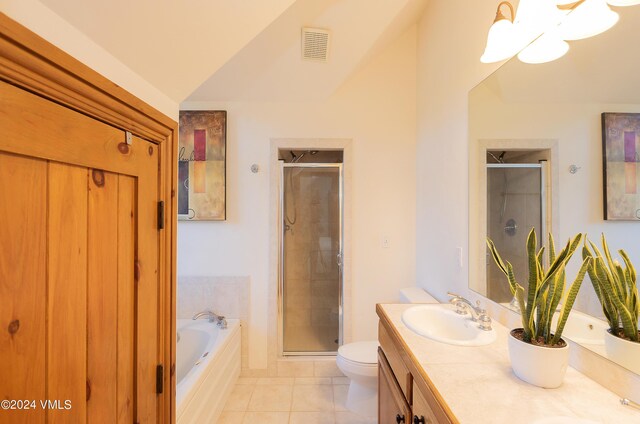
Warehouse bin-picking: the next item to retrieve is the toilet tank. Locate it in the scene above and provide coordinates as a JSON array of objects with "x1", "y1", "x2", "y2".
[{"x1": 399, "y1": 287, "x2": 439, "y2": 304}]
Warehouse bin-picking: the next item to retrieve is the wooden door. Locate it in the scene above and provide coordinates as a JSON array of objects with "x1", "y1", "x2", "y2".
[
  {"x1": 0, "y1": 80, "x2": 161, "y2": 423},
  {"x1": 379, "y1": 348, "x2": 411, "y2": 424}
]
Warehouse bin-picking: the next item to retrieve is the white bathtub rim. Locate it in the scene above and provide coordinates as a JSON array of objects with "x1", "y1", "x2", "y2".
[{"x1": 175, "y1": 318, "x2": 240, "y2": 414}]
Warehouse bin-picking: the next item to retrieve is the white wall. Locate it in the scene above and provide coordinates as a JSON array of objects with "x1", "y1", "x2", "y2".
[
  {"x1": 179, "y1": 26, "x2": 418, "y2": 369},
  {"x1": 1, "y1": 0, "x2": 178, "y2": 119},
  {"x1": 416, "y1": 0, "x2": 502, "y2": 301}
]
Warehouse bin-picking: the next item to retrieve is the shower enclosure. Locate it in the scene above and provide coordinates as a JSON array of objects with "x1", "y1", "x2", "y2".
[
  {"x1": 280, "y1": 162, "x2": 343, "y2": 355},
  {"x1": 486, "y1": 162, "x2": 548, "y2": 303}
]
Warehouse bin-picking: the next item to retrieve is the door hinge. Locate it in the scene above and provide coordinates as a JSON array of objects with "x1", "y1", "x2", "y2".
[
  {"x1": 157, "y1": 201, "x2": 165, "y2": 230},
  {"x1": 156, "y1": 364, "x2": 164, "y2": 394}
]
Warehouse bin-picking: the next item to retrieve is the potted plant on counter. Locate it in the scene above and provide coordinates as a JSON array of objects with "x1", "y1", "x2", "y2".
[
  {"x1": 583, "y1": 235, "x2": 639, "y2": 374},
  {"x1": 487, "y1": 229, "x2": 592, "y2": 388}
]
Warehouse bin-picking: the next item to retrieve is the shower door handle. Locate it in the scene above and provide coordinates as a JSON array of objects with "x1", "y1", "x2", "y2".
[{"x1": 336, "y1": 252, "x2": 343, "y2": 268}]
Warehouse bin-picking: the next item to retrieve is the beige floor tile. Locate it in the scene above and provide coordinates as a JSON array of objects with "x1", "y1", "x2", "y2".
[
  {"x1": 332, "y1": 376, "x2": 349, "y2": 385},
  {"x1": 223, "y1": 384, "x2": 255, "y2": 411},
  {"x1": 242, "y1": 411, "x2": 290, "y2": 424},
  {"x1": 256, "y1": 377, "x2": 295, "y2": 385},
  {"x1": 335, "y1": 411, "x2": 377, "y2": 424},
  {"x1": 217, "y1": 411, "x2": 245, "y2": 424},
  {"x1": 236, "y1": 377, "x2": 257, "y2": 385},
  {"x1": 314, "y1": 360, "x2": 343, "y2": 377},
  {"x1": 294, "y1": 377, "x2": 332, "y2": 385},
  {"x1": 277, "y1": 360, "x2": 315, "y2": 377},
  {"x1": 247, "y1": 385, "x2": 293, "y2": 411},
  {"x1": 289, "y1": 411, "x2": 336, "y2": 424},
  {"x1": 291, "y1": 384, "x2": 334, "y2": 411},
  {"x1": 332, "y1": 384, "x2": 349, "y2": 411}
]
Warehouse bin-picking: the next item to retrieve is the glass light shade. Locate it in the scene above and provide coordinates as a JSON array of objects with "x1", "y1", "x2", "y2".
[
  {"x1": 481, "y1": 19, "x2": 520, "y2": 63},
  {"x1": 516, "y1": 0, "x2": 565, "y2": 31},
  {"x1": 607, "y1": 0, "x2": 640, "y2": 5},
  {"x1": 559, "y1": 0, "x2": 619, "y2": 40},
  {"x1": 517, "y1": 31, "x2": 570, "y2": 64}
]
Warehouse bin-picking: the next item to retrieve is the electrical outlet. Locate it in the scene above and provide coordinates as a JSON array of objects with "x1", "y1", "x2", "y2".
[{"x1": 382, "y1": 236, "x2": 390, "y2": 249}]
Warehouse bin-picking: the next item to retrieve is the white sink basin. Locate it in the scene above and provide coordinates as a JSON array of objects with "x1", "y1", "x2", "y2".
[{"x1": 401, "y1": 305, "x2": 497, "y2": 346}]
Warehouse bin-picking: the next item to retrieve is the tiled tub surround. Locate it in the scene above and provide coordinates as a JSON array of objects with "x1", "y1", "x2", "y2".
[
  {"x1": 378, "y1": 304, "x2": 640, "y2": 423},
  {"x1": 177, "y1": 276, "x2": 250, "y2": 373}
]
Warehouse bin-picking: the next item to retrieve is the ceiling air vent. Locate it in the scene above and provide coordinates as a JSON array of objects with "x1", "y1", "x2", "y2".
[{"x1": 301, "y1": 27, "x2": 330, "y2": 62}]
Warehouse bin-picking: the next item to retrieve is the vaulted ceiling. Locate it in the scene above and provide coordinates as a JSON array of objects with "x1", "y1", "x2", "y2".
[{"x1": 39, "y1": 0, "x2": 428, "y2": 103}]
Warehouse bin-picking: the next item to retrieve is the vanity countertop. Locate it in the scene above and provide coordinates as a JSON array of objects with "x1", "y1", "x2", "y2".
[{"x1": 377, "y1": 303, "x2": 640, "y2": 424}]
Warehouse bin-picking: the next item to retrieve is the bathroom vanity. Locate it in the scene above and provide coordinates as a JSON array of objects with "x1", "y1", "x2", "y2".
[{"x1": 377, "y1": 303, "x2": 639, "y2": 424}]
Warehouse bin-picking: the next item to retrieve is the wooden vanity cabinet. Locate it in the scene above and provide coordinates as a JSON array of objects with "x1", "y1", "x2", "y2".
[
  {"x1": 379, "y1": 348, "x2": 411, "y2": 424},
  {"x1": 378, "y1": 306, "x2": 458, "y2": 424}
]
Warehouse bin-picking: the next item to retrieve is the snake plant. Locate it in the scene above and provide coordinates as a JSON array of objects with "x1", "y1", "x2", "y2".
[
  {"x1": 487, "y1": 229, "x2": 591, "y2": 346},
  {"x1": 582, "y1": 235, "x2": 639, "y2": 343}
]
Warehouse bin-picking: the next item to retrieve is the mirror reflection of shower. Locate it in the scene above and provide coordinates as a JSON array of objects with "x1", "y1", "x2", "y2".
[{"x1": 486, "y1": 150, "x2": 551, "y2": 304}]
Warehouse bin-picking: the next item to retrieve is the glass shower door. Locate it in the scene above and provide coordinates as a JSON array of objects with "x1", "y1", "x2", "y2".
[{"x1": 281, "y1": 164, "x2": 342, "y2": 354}]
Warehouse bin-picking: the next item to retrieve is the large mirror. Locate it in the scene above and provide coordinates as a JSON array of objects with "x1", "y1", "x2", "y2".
[{"x1": 469, "y1": 6, "x2": 640, "y2": 373}]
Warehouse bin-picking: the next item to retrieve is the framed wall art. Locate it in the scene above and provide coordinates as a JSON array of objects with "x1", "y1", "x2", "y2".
[
  {"x1": 178, "y1": 110, "x2": 226, "y2": 220},
  {"x1": 602, "y1": 112, "x2": 640, "y2": 221}
]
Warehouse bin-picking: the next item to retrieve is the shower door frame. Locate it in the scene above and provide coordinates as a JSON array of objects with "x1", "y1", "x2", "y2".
[{"x1": 279, "y1": 162, "x2": 344, "y2": 356}]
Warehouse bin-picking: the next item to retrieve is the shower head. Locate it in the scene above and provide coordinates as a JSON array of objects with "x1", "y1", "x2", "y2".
[{"x1": 488, "y1": 151, "x2": 506, "y2": 164}]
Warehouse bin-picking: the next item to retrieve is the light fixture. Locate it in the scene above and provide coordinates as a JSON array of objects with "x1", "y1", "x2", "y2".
[
  {"x1": 517, "y1": 30, "x2": 570, "y2": 64},
  {"x1": 480, "y1": 2, "x2": 519, "y2": 63},
  {"x1": 559, "y1": 0, "x2": 619, "y2": 40},
  {"x1": 481, "y1": 0, "x2": 636, "y2": 64}
]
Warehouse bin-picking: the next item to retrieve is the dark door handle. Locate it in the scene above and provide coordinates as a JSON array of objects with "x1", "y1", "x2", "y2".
[
  {"x1": 396, "y1": 413, "x2": 405, "y2": 423},
  {"x1": 414, "y1": 415, "x2": 426, "y2": 424}
]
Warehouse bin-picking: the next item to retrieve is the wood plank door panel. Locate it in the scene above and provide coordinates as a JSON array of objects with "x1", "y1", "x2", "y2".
[
  {"x1": 117, "y1": 175, "x2": 136, "y2": 424},
  {"x1": 0, "y1": 80, "x2": 162, "y2": 423},
  {"x1": 0, "y1": 153, "x2": 47, "y2": 424},
  {"x1": 47, "y1": 162, "x2": 89, "y2": 424},
  {"x1": 87, "y1": 170, "x2": 119, "y2": 423}
]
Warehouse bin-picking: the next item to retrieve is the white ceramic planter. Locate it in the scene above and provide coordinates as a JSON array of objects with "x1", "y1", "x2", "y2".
[
  {"x1": 604, "y1": 330, "x2": 640, "y2": 374},
  {"x1": 507, "y1": 329, "x2": 569, "y2": 388}
]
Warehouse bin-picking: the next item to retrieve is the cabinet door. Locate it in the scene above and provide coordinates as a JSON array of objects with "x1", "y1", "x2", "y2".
[
  {"x1": 412, "y1": 381, "x2": 453, "y2": 424},
  {"x1": 0, "y1": 80, "x2": 161, "y2": 423},
  {"x1": 379, "y1": 348, "x2": 411, "y2": 424}
]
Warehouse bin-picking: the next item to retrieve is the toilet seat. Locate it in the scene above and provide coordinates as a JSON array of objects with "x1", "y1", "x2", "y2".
[{"x1": 337, "y1": 341, "x2": 379, "y2": 365}]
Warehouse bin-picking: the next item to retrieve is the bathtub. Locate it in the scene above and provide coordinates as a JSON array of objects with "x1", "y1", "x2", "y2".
[{"x1": 176, "y1": 318, "x2": 241, "y2": 423}]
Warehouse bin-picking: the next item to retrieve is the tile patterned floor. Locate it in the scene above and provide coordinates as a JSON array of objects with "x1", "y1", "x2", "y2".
[{"x1": 218, "y1": 376, "x2": 377, "y2": 424}]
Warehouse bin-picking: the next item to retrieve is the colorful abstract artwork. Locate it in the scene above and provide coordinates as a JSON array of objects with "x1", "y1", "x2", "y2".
[
  {"x1": 178, "y1": 111, "x2": 226, "y2": 220},
  {"x1": 602, "y1": 113, "x2": 640, "y2": 221}
]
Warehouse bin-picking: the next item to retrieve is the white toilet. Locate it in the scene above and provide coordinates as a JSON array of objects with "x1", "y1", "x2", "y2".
[{"x1": 336, "y1": 287, "x2": 438, "y2": 417}]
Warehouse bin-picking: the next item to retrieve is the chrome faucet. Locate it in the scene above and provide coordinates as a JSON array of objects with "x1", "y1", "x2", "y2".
[
  {"x1": 192, "y1": 309, "x2": 227, "y2": 329},
  {"x1": 447, "y1": 292, "x2": 492, "y2": 331}
]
